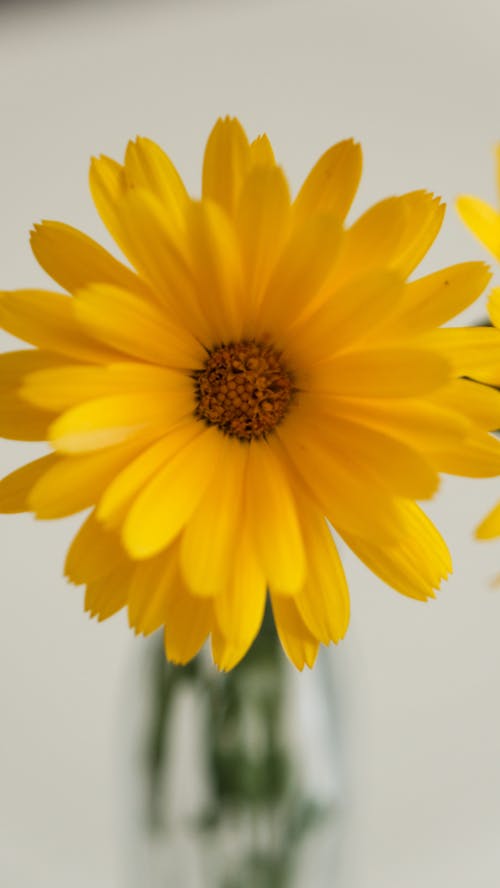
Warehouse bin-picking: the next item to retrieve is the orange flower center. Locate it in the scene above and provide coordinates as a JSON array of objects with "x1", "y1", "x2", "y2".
[{"x1": 194, "y1": 340, "x2": 295, "y2": 440}]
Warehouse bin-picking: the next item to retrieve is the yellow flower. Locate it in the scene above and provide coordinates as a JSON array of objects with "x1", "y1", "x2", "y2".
[
  {"x1": 457, "y1": 151, "x2": 500, "y2": 541},
  {"x1": 2, "y1": 118, "x2": 500, "y2": 670}
]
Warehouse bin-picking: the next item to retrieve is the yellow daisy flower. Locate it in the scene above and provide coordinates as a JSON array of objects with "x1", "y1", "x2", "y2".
[
  {"x1": 457, "y1": 154, "x2": 500, "y2": 541},
  {"x1": 2, "y1": 117, "x2": 500, "y2": 670}
]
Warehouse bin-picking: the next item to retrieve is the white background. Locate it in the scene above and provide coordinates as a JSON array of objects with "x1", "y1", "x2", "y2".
[{"x1": 1, "y1": 0, "x2": 500, "y2": 885}]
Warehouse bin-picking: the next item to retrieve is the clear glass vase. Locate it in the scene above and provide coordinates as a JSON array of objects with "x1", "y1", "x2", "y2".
[{"x1": 118, "y1": 612, "x2": 344, "y2": 888}]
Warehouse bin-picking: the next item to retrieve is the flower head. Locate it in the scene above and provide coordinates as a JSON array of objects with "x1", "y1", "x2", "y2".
[{"x1": 2, "y1": 118, "x2": 500, "y2": 669}]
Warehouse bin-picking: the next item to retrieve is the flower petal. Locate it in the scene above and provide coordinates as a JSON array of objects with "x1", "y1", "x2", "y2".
[
  {"x1": 180, "y1": 436, "x2": 248, "y2": 596},
  {"x1": 124, "y1": 137, "x2": 188, "y2": 228},
  {"x1": 293, "y1": 139, "x2": 362, "y2": 223},
  {"x1": 476, "y1": 500, "x2": 500, "y2": 539},
  {"x1": 235, "y1": 165, "x2": 291, "y2": 318},
  {"x1": 0, "y1": 290, "x2": 119, "y2": 362},
  {"x1": 49, "y1": 392, "x2": 191, "y2": 453},
  {"x1": 342, "y1": 502, "x2": 451, "y2": 602},
  {"x1": 29, "y1": 438, "x2": 152, "y2": 518},
  {"x1": 65, "y1": 512, "x2": 125, "y2": 584},
  {"x1": 294, "y1": 503, "x2": 350, "y2": 645},
  {"x1": 202, "y1": 117, "x2": 251, "y2": 217},
  {"x1": 30, "y1": 221, "x2": 147, "y2": 295},
  {"x1": 456, "y1": 195, "x2": 500, "y2": 261},
  {"x1": 311, "y1": 347, "x2": 449, "y2": 397},
  {"x1": 0, "y1": 453, "x2": 58, "y2": 513},
  {"x1": 271, "y1": 595, "x2": 319, "y2": 670},
  {"x1": 96, "y1": 423, "x2": 200, "y2": 529},
  {"x1": 246, "y1": 439, "x2": 305, "y2": 595},
  {"x1": 164, "y1": 586, "x2": 213, "y2": 665},
  {"x1": 123, "y1": 426, "x2": 221, "y2": 559},
  {"x1": 22, "y1": 362, "x2": 193, "y2": 412}
]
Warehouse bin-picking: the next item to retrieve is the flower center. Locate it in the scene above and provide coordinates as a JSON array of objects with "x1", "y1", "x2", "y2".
[{"x1": 193, "y1": 340, "x2": 295, "y2": 441}]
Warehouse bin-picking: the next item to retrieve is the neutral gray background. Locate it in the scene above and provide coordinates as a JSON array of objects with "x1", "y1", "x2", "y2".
[{"x1": 2, "y1": 0, "x2": 500, "y2": 885}]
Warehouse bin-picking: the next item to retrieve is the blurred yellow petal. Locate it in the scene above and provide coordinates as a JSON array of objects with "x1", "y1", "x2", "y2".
[
  {"x1": 476, "y1": 501, "x2": 500, "y2": 539},
  {"x1": 456, "y1": 195, "x2": 500, "y2": 261}
]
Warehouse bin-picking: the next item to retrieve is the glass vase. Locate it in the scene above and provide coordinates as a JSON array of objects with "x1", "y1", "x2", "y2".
[{"x1": 118, "y1": 613, "x2": 345, "y2": 888}]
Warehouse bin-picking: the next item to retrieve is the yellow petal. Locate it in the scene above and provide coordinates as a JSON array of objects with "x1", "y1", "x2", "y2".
[
  {"x1": 334, "y1": 197, "x2": 406, "y2": 284},
  {"x1": 65, "y1": 512, "x2": 125, "y2": 584},
  {"x1": 180, "y1": 436, "x2": 248, "y2": 596},
  {"x1": 422, "y1": 327, "x2": 500, "y2": 384},
  {"x1": 294, "y1": 503, "x2": 350, "y2": 645},
  {"x1": 303, "y1": 410, "x2": 439, "y2": 499},
  {"x1": 249, "y1": 134, "x2": 275, "y2": 166},
  {"x1": 430, "y1": 379, "x2": 500, "y2": 430},
  {"x1": 257, "y1": 213, "x2": 343, "y2": 334},
  {"x1": 476, "y1": 500, "x2": 500, "y2": 539},
  {"x1": 128, "y1": 546, "x2": 179, "y2": 636},
  {"x1": 456, "y1": 195, "x2": 500, "y2": 261},
  {"x1": 284, "y1": 271, "x2": 403, "y2": 367},
  {"x1": 213, "y1": 530, "x2": 267, "y2": 670},
  {"x1": 185, "y1": 199, "x2": 244, "y2": 343},
  {"x1": 391, "y1": 191, "x2": 445, "y2": 278},
  {"x1": 111, "y1": 189, "x2": 212, "y2": 344},
  {"x1": 342, "y1": 502, "x2": 451, "y2": 602},
  {"x1": 89, "y1": 155, "x2": 131, "y2": 263},
  {"x1": 29, "y1": 438, "x2": 151, "y2": 518},
  {"x1": 49, "y1": 391, "x2": 190, "y2": 453},
  {"x1": 0, "y1": 393, "x2": 53, "y2": 441},
  {"x1": 431, "y1": 431, "x2": 500, "y2": 477},
  {"x1": 124, "y1": 137, "x2": 188, "y2": 229},
  {"x1": 235, "y1": 165, "x2": 291, "y2": 316},
  {"x1": 293, "y1": 139, "x2": 362, "y2": 223},
  {"x1": 84, "y1": 562, "x2": 132, "y2": 621},
  {"x1": 277, "y1": 417, "x2": 403, "y2": 543},
  {"x1": 0, "y1": 290, "x2": 119, "y2": 362},
  {"x1": 164, "y1": 585, "x2": 213, "y2": 665},
  {"x1": 316, "y1": 393, "x2": 468, "y2": 451},
  {"x1": 96, "y1": 423, "x2": 200, "y2": 529},
  {"x1": 312, "y1": 347, "x2": 449, "y2": 397},
  {"x1": 0, "y1": 453, "x2": 58, "y2": 513},
  {"x1": 30, "y1": 221, "x2": 147, "y2": 295},
  {"x1": 123, "y1": 426, "x2": 221, "y2": 559},
  {"x1": 380, "y1": 262, "x2": 491, "y2": 336},
  {"x1": 488, "y1": 287, "x2": 500, "y2": 329},
  {"x1": 23, "y1": 362, "x2": 193, "y2": 412},
  {"x1": 0, "y1": 349, "x2": 70, "y2": 389},
  {"x1": 73, "y1": 283, "x2": 204, "y2": 370},
  {"x1": 271, "y1": 595, "x2": 319, "y2": 670},
  {"x1": 246, "y1": 439, "x2": 305, "y2": 595},
  {"x1": 202, "y1": 117, "x2": 251, "y2": 217}
]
